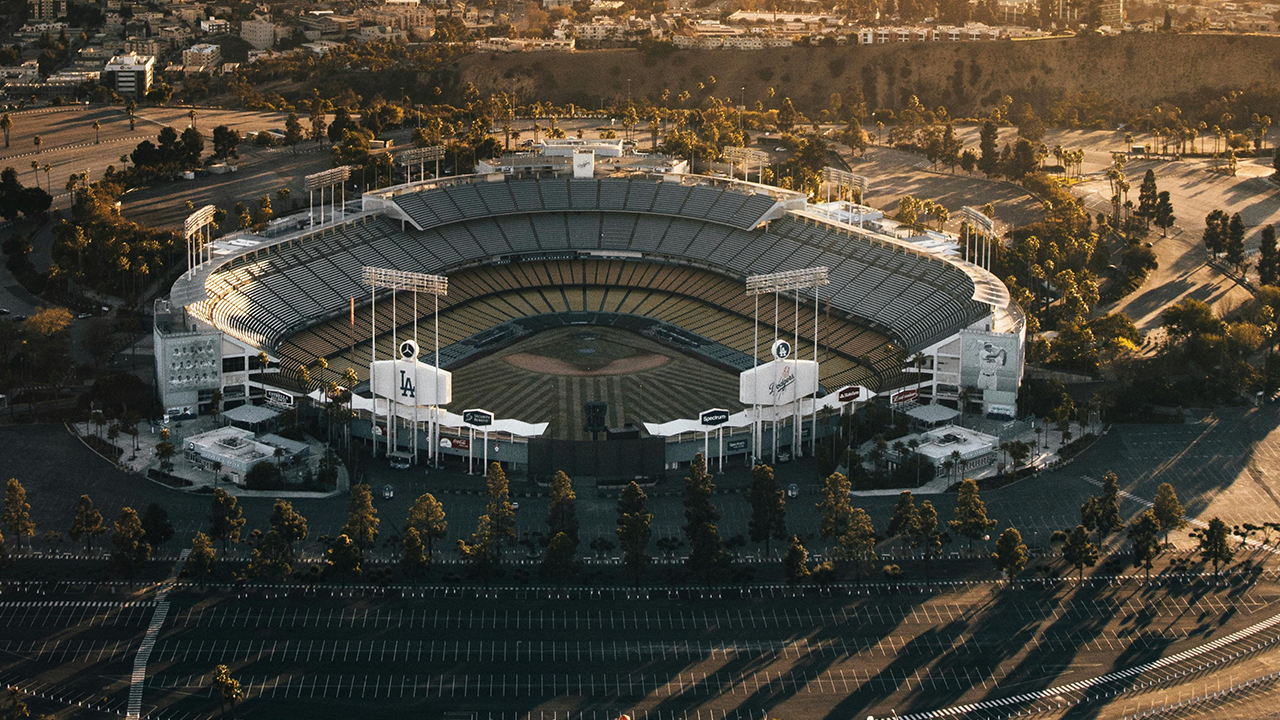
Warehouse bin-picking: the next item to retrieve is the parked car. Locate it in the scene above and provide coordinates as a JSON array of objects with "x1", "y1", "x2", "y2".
[
  {"x1": 787, "y1": 483, "x2": 799, "y2": 498},
  {"x1": 382, "y1": 484, "x2": 395, "y2": 500}
]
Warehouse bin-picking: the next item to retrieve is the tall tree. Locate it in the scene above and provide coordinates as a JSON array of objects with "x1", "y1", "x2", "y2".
[
  {"x1": 141, "y1": 503, "x2": 174, "y2": 549},
  {"x1": 682, "y1": 454, "x2": 719, "y2": 542},
  {"x1": 540, "y1": 531, "x2": 579, "y2": 587},
  {"x1": 0, "y1": 114, "x2": 11, "y2": 148},
  {"x1": 1136, "y1": 169, "x2": 1158, "y2": 228},
  {"x1": 400, "y1": 527, "x2": 430, "y2": 578},
  {"x1": 836, "y1": 507, "x2": 878, "y2": 583},
  {"x1": 615, "y1": 481, "x2": 652, "y2": 587},
  {"x1": 746, "y1": 464, "x2": 787, "y2": 555},
  {"x1": 341, "y1": 484, "x2": 380, "y2": 549},
  {"x1": 1202, "y1": 209, "x2": 1228, "y2": 258},
  {"x1": 681, "y1": 454, "x2": 730, "y2": 586},
  {"x1": 546, "y1": 471, "x2": 579, "y2": 551},
  {"x1": 783, "y1": 535, "x2": 810, "y2": 585},
  {"x1": 1127, "y1": 509, "x2": 1161, "y2": 579},
  {"x1": 246, "y1": 529, "x2": 292, "y2": 581},
  {"x1": 2, "y1": 478, "x2": 34, "y2": 551},
  {"x1": 991, "y1": 527, "x2": 1028, "y2": 579},
  {"x1": 1095, "y1": 471, "x2": 1124, "y2": 541},
  {"x1": 977, "y1": 119, "x2": 1000, "y2": 178},
  {"x1": 1259, "y1": 224, "x2": 1279, "y2": 287},
  {"x1": 325, "y1": 534, "x2": 363, "y2": 578},
  {"x1": 284, "y1": 111, "x2": 304, "y2": 153},
  {"x1": 485, "y1": 462, "x2": 516, "y2": 542},
  {"x1": 269, "y1": 499, "x2": 308, "y2": 554},
  {"x1": 457, "y1": 514, "x2": 502, "y2": 587},
  {"x1": 1198, "y1": 516, "x2": 1234, "y2": 576},
  {"x1": 110, "y1": 507, "x2": 150, "y2": 578},
  {"x1": 909, "y1": 500, "x2": 947, "y2": 579},
  {"x1": 186, "y1": 532, "x2": 215, "y2": 585},
  {"x1": 1062, "y1": 524, "x2": 1098, "y2": 581},
  {"x1": 1152, "y1": 482, "x2": 1186, "y2": 546},
  {"x1": 1226, "y1": 212, "x2": 1247, "y2": 271},
  {"x1": 887, "y1": 490, "x2": 919, "y2": 540},
  {"x1": 816, "y1": 471, "x2": 852, "y2": 546},
  {"x1": 68, "y1": 494, "x2": 104, "y2": 551},
  {"x1": 208, "y1": 488, "x2": 245, "y2": 555},
  {"x1": 949, "y1": 479, "x2": 997, "y2": 550},
  {"x1": 406, "y1": 493, "x2": 448, "y2": 559},
  {"x1": 211, "y1": 664, "x2": 245, "y2": 714},
  {"x1": 1153, "y1": 191, "x2": 1175, "y2": 237}
]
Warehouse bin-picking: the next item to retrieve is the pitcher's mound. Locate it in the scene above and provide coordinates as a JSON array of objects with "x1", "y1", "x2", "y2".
[
  {"x1": 505, "y1": 351, "x2": 669, "y2": 376},
  {"x1": 501, "y1": 326, "x2": 672, "y2": 376}
]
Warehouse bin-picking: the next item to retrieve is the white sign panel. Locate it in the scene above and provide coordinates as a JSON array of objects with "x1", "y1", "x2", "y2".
[
  {"x1": 370, "y1": 359, "x2": 452, "y2": 406},
  {"x1": 738, "y1": 359, "x2": 819, "y2": 406}
]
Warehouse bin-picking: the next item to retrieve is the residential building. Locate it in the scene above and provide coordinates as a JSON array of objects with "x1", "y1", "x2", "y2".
[
  {"x1": 200, "y1": 18, "x2": 231, "y2": 34},
  {"x1": 240, "y1": 16, "x2": 277, "y2": 49},
  {"x1": 102, "y1": 52, "x2": 155, "y2": 97},
  {"x1": 125, "y1": 35, "x2": 165, "y2": 55},
  {"x1": 183, "y1": 42, "x2": 222, "y2": 67},
  {"x1": 26, "y1": 0, "x2": 68, "y2": 20},
  {"x1": 0, "y1": 61, "x2": 41, "y2": 84}
]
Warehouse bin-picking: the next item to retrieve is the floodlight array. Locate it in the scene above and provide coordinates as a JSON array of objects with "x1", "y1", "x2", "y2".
[
  {"x1": 745, "y1": 267, "x2": 830, "y2": 295},
  {"x1": 304, "y1": 166, "x2": 351, "y2": 190},
  {"x1": 183, "y1": 204, "x2": 216, "y2": 238},
  {"x1": 396, "y1": 145, "x2": 445, "y2": 164},
  {"x1": 961, "y1": 206, "x2": 996, "y2": 234},
  {"x1": 362, "y1": 266, "x2": 448, "y2": 296}
]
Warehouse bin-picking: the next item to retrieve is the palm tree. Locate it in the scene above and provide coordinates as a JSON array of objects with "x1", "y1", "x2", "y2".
[
  {"x1": 125, "y1": 100, "x2": 136, "y2": 131},
  {"x1": 188, "y1": 109, "x2": 198, "y2": 130},
  {"x1": 33, "y1": 134, "x2": 41, "y2": 153},
  {"x1": 0, "y1": 113, "x2": 11, "y2": 148},
  {"x1": 30, "y1": 160, "x2": 40, "y2": 189},
  {"x1": 43, "y1": 164, "x2": 51, "y2": 191},
  {"x1": 93, "y1": 120, "x2": 101, "y2": 144}
]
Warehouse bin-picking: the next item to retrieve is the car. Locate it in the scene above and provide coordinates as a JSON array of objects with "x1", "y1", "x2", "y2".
[
  {"x1": 510, "y1": 501, "x2": 520, "y2": 511},
  {"x1": 777, "y1": 451, "x2": 792, "y2": 463},
  {"x1": 0, "y1": 308, "x2": 8, "y2": 315},
  {"x1": 774, "y1": 146, "x2": 787, "y2": 152},
  {"x1": 382, "y1": 484, "x2": 394, "y2": 500},
  {"x1": 787, "y1": 483, "x2": 799, "y2": 498},
  {"x1": 12, "y1": 315, "x2": 26, "y2": 322},
  {"x1": 77, "y1": 312, "x2": 93, "y2": 319}
]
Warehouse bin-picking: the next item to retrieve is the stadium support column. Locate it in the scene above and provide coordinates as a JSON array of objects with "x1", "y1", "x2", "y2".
[
  {"x1": 752, "y1": 293, "x2": 759, "y2": 466},
  {"x1": 812, "y1": 283, "x2": 819, "y2": 457},
  {"x1": 772, "y1": 289, "x2": 779, "y2": 464},
  {"x1": 391, "y1": 287, "x2": 398, "y2": 455},
  {"x1": 370, "y1": 284, "x2": 377, "y2": 459},
  {"x1": 413, "y1": 290, "x2": 419, "y2": 466},
  {"x1": 433, "y1": 292, "x2": 440, "y2": 469},
  {"x1": 793, "y1": 289, "x2": 800, "y2": 457}
]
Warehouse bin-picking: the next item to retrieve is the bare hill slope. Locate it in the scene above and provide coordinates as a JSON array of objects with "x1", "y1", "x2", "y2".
[{"x1": 449, "y1": 34, "x2": 1280, "y2": 117}]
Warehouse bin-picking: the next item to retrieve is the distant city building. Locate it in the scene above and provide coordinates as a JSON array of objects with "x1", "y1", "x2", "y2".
[
  {"x1": 102, "y1": 52, "x2": 155, "y2": 97},
  {"x1": 183, "y1": 42, "x2": 222, "y2": 68},
  {"x1": 1097, "y1": 0, "x2": 1123, "y2": 26},
  {"x1": 473, "y1": 36, "x2": 575, "y2": 51},
  {"x1": 26, "y1": 0, "x2": 68, "y2": 20},
  {"x1": 200, "y1": 18, "x2": 231, "y2": 34},
  {"x1": 240, "y1": 16, "x2": 278, "y2": 49},
  {"x1": 0, "y1": 60, "x2": 41, "y2": 84}
]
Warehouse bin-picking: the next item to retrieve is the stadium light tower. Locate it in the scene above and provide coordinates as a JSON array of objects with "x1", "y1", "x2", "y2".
[
  {"x1": 183, "y1": 204, "x2": 216, "y2": 276},
  {"x1": 395, "y1": 145, "x2": 445, "y2": 184},
  {"x1": 305, "y1": 166, "x2": 352, "y2": 228},
  {"x1": 362, "y1": 267, "x2": 448, "y2": 466},
  {"x1": 724, "y1": 146, "x2": 769, "y2": 184},
  {"x1": 960, "y1": 206, "x2": 996, "y2": 270},
  {"x1": 822, "y1": 166, "x2": 869, "y2": 210},
  {"x1": 745, "y1": 267, "x2": 830, "y2": 461}
]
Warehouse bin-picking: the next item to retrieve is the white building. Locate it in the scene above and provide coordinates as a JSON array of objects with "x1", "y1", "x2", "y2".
[
  {"x1": 102, "y1": 52, "x2": 155, "y2": 97},
  {"x1": 887, "y1": 424, "x2": 1000, "y2": 478},
  {"x1": 240, "y1": 17, "x2": 277, "y2": 49},
  {"x1": 200, "y1": 18, "x2": 231, "y2": 34},
  {"x1": 183, "y1": 42, "x2": 222, "y2": 68}
]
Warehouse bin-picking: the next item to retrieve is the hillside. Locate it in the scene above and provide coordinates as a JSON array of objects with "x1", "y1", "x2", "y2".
[{"x1": 447, "y1": 34, "x2": 1280, "y2": 118}]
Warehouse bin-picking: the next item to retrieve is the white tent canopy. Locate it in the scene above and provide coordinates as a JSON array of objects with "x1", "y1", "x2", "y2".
[{"x1": 906, "y1": 403, "x2": 960, "y2": 424}]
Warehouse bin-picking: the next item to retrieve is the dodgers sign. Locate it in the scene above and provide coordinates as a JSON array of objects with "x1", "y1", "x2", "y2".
[
  {"x1": 771, "y1": 339, "x2": 792, "y2": 360},
  {"x1": 370, "y1": 358, "x2": 452, "y2": 406}
]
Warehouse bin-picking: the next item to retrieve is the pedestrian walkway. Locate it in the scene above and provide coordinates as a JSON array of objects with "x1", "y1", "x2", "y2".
[{"x1": 126, "y1": 548, "x2": 189, "y2": 720}]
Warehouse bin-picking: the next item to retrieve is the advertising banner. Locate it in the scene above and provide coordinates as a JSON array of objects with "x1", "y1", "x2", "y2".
[
  {"x1": 370, "y1": 359, "x2": 452, "y2": 406},
  {"x1": 738, "y1": 359, "x2": 819, "y2": 406},
  {"x1": 959, "y1": 332, "x2": 1021, "y2": 394}
]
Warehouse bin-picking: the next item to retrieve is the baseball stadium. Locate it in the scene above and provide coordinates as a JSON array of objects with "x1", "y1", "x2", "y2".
[{"x1": 160, "y1": 166, "x2": 1025, "y2": 475}]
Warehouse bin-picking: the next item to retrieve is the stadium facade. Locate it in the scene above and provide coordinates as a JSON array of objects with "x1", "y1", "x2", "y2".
[{"x1": 159, "y1": 167, "x2": 1025, "y2": 473}]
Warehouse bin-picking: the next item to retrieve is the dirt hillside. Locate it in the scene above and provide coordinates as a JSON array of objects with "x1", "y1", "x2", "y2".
[{"x1": 447, "y1": 34, "x2": 1280, "y2": 117}]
